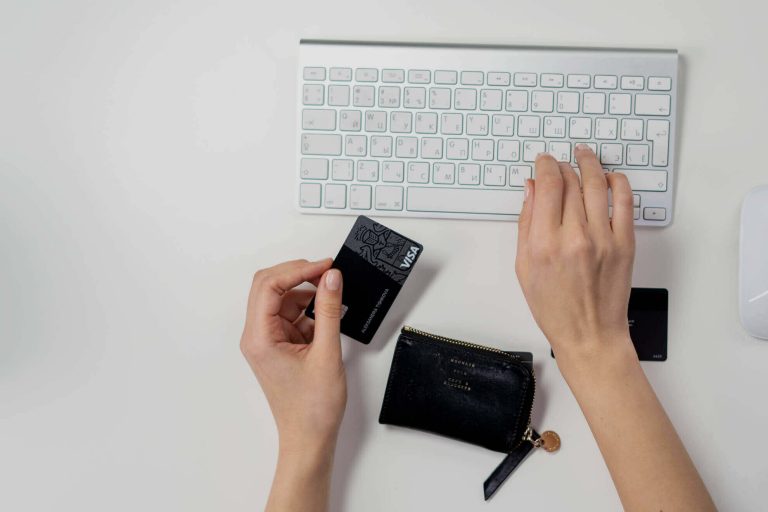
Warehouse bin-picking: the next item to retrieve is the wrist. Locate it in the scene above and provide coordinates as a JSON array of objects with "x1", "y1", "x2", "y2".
[{"x1": 553, "y1": 333, "x2": 640, "y2": 390}]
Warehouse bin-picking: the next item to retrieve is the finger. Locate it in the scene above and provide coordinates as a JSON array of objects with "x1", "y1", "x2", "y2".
[
  {"x1": 574, "y1": 144, "x2": 610, "y2": 228},
  {"x1": 516, "y1": 179, "x2": 534, "y2": 255},
  {"x1": 531, "y1": 154, "x2": 564, "y2": 231},
  {"x1": 606, "y1": 172, "x2": 636, "y2": 245},
  {"x1": 559, "y1": 162, "x2": 587, "y2": 226},
  {"x1": 278, "y1": 289, "x2": 316, "y2": 322},
  {"x1": 293, "y1": 314, "x2": 315, "y2": 342},
  {"x1": 250, "y1": 258, "x2": 332, "y2": 319},
  {"x1": 281, "y1": 317, "x2": 309, "y2": 344},
  {"x1": 311, "y1": 269, "x2": 344, "y2": 360}
]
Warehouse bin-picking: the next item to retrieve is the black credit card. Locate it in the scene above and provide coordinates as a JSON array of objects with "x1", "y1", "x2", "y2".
[
  {"x1": 551, "y1": 287, "x2": 668, "y2": 361},
  {"x1": 306, "y1": 216, "x2": 424, "y2": 344}
]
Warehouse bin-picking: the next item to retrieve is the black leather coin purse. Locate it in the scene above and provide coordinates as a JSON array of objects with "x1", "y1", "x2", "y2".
[{"x1": 379, "y1": 326, "x2": 560, "y2": 500}]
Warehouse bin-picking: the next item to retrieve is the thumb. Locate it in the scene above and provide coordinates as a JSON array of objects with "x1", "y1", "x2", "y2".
[
  {"x1": 517, "y1": 179, "x2": 534, "y2": 252},
  {"x1": 312, "y1": 268, "x2": 344, "y2": 356}
]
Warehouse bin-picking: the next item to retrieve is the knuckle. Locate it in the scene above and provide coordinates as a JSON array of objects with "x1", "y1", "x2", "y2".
[
  {"x1": 315, "y1": 301, "x2": 343, "y2": 319},
  {"x1": 565, "y1": 234, "x2": 593, "y2": 258}
]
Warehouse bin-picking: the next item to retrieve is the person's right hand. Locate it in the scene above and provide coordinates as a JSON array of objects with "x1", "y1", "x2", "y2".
[{"x1": 515, "y1": 145, "x2": 636, "y2": 368}]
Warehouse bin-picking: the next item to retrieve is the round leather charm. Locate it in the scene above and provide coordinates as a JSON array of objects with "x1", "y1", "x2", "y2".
[{"x1": 539, "y1": 430, "x2": 561, "y2": 452}]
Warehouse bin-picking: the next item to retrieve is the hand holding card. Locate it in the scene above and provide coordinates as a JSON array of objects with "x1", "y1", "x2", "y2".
[{"x1": 305, "y1": 216, "x2": 424, "y2": 344}]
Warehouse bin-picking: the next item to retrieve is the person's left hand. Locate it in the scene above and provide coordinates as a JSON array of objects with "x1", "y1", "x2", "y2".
[{"x1": 240, "y1": 258, "x2": 346, "y2": 454}]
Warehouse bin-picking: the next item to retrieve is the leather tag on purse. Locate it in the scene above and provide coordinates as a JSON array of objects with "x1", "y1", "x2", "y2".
[{"x1": 378, "y1": 326, "x2": 559, "y2": 500}]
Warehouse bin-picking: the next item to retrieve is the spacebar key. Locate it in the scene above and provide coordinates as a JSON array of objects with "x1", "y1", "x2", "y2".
[{"x1": 407, "y1": 187, "x2": 524, "y2": 215}]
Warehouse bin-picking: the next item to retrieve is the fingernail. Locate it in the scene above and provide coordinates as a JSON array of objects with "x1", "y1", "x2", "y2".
[
  {"x1": 325, "y1": 269, "x2": 341, "y2": 291},
  {"x1": 575, "y1": 144, "x2": 590, "y2": 153}
]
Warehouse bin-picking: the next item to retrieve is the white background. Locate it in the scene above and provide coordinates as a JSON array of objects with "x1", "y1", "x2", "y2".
[{"x1": 1, "y1": 1, "x2": 767, "y2": 510}]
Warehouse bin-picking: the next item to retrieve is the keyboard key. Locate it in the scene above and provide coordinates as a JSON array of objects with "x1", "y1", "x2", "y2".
[
  {"x1": 635, "y1": 94, "x2": 671, "y2": 116},
  {"x1": 303, "y1": 67, "x2": 326, "y2": 80},
  {"x1": 531, "y1": 91, "x2": 554, "y2": 112},
  {"x1": 609, "y1": 93, "x2": 632, "y2": 115},
  {"x1": 349, "y1": 184, "x2": 371, "y2": 209},
  {"x1": 472, "y1": 139, "x2": 494, "y2": 160},
  {"x1": 648, "y1": 77, "x2": 672, "y2": 91},
  {"x1": 497, "y1": 139, "x2": 520, "y2": 161},
  {"x1": 523, "y1": 140, "x2": 545, "y2": 161},
  {"x1": 300, "y1": 158, "x2": 329, "y2": 179},
  {"x1": 621, "y1": 118, "x2": 643, "y2": 140},
  {"x1": 339, "y1": 110, "x2": 361, "y2": 131},
  {"x1": 382, "y1": 161, "x2": 404, "y2": 182},
  {"x1": 299, "y1": 183, "x2": 322, "y2": 207},
  {"x1": 643, "y1": 207, "x2": 666, "y2": 221},
  {"x1": 301, "y1": 133, "x2": 342, "y2": 155},
  {"x1": 407, "y1": 162, "x2": 430, "y2": 183},
  {"x1": 404, "y1": 87, "x2": 426, "y2": 108},
  {"x1": 569, "y1": 117, "x2": 591, "y2": 139},
  {"x1": 620, "y1": 76, "x2": 644, "y2": 90},
  {"x1": 567, "y1": 74, "x2": 590, "y2": 88},
  {"x1": 328, "y1": 85, "x2": 350, "y2": 106},
  {"x1": 508, "y1": 165, "x2": 532, "y2": 187},
  {"x1": 514, "y1": 73, "x2": 537, "y2": 87},
  {"x1": 446, "y1": 138, "x2": 469, "y2": 159},
  {"x1": 455, "y1": 89, "x2": 477, "y2": 110},
  {"x1": 617, "y1": 169, "x2": 667, "y2": 191},
  {"x1": 303, "y1": 84, "x2": 324, "y2": 105},
  {"x1": 461, "y1": 71, "x2": 484, "y2": 85},
  {"x1": 365, "y1": 111, "x2": 387, "y2": 132},
  {"x1": 434, "y1": 70, "x2": 458, "y2": 84},
  {"x1": 357, "y1": 160, "x2": 379, "y2": 181},
  {"x1": 467, "y1": 114, "x2": 489, "y2": 135},
  {"x1": 633, "y1": 194, "x2": 641, "y2": 207},
  {"x1": 480, "y1": 89, "x2": 503, "y2": 111},
  {"x1": 646, "y1": 119, "x2": 670, "y2": 166},
  {"x1": 332, "y1": 159, "x2": 354, "y2": 180},
  {"x1": 329, "y1": 67, "x2": 352, "y2": 81},
  {"x1": 543, "y1": 116, "x2": 566, "y2": 138},
  {"x1": 492, "y1": 114, "x2": 515, "y2": 136},
  {"x1": 595, "y1": 118, "x2": 618, "y2": 139},
  {"x1": 458, "y1": 163, "x2": 481, "y2": 185},
  {"x1": 382, "y1": 69, "x2": 405, "y2": 83},
  {"x1": 379, "y1": 86, "x2": 401, "y2": 107},
  {"x1": 441, "y1": 113, "x2": 463, "y2": 134},
  {"x1": 408, "y1": 69, "x2": 431, "y2": 83},
  {"x1": 390, "y1": 111, "x2": 412, "y2": 132},
  {"x1": 600, "y1": 143, "x2": 623, "y2": 165},
  {"x1": 626, "y1": 144, "x2": 649, "y2": 166},
  {"x1": 345, "y1": 135, "x2": 367, "y2": 156},
  {"x1": 487, "y1": 72, "x2": 511, "y2": 86},
  {"x1": 302, "y1": 109, "x2": 336, "y2": 130},
  {"x1": 429, "y1": 88, "x2": 452, "y2": 109},
  {"x1": 541, "y1": 74, "x2": 564, "y2": 87},
  {"x1": 505, "y1": 90, "x2": 528, "y2": 111},
  {"x1": 415, "y1": 112, "x2": 438, "y2": 134},
  {"x1": 594, "y1": 75, "x2": 618, "y2": 89},
  {"x1": 421, "y1": 137, "x2": 443, "y2": 159},
  {"x1": 407, "y1": 187, "x2": 524, "y2": 215},
  {"x1": 557, "y1": 91, "x2": 579, "y2": 113},
  {"x1": 583, "y1": 92, "x2": 606, "y2": 114},
  {"x1": 355, "y1": 68, "x2": 378, "y2": 82},
  {"x1": 375, "y1": 186, "x2": 404, "y2": 210},
  {"x1": 396, "y1": 136, "x2": 418, "y2": 158},
  {"x1": 548, "y1": 141, "x2": 571, "y2": 161},
  {"x1": 353, "y1": 85, "x2": 375, "y2": 107},
  {"x1": 518, "y1": 115, "x2": 540, "y2": 137},
  {"x1": 324, "y1": 184, "x2": 346, "y2": 208},
  {"x1": 484, "y1": 164, "x2": 506, "y2": 186},
  {"x1": 433, "y1": 163, "x2": 456, "y2": 184},
  {"x1": 370, "y1": 135, "x2": 393, "y2": 157}
]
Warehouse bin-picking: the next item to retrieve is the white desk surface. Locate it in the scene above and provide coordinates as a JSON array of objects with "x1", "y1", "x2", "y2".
[{"x1": 2, "y1": 1, "x2": 767, "y2": 510}]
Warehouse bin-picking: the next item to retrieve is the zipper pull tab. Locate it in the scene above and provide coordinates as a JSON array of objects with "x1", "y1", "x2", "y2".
[{"x1": 524, "y1": 427, "x2": 561, "y2": 453}]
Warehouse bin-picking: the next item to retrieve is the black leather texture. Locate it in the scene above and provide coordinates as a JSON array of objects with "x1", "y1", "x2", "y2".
[
  {"x1": 483, "y1": 429, "x2": 539, "y2": 500},
  {"x1": 378, "y1": 328, "x2": 535, "y2": 454}
]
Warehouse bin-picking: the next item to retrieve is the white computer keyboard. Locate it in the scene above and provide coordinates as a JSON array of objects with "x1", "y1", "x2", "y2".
[{"x1": 296, "y1": 41, "x2": 678, "y2": 226}]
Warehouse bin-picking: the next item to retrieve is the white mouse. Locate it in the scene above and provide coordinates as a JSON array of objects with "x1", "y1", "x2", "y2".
[{"x1": 739, "y1": 185, "x2": 768, "y2": 339}]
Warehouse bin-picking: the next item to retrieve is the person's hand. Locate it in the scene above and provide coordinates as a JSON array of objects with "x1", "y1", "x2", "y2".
[
  {"x1": 240, "y1": 258, "x2": 346, "y2": 454},
  {"x1": 515, "y1": 145, "x2": 636, "y2": 370}
]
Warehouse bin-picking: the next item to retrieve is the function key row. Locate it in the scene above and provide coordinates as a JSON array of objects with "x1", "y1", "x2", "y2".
[{"x1": 304, "y1": 66, "x2": 672, "y2": 91}]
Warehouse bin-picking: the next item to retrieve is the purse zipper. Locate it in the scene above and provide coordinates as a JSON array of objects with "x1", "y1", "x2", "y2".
[{"x1": 401, "y1": 325, "x2": 536, "y2": 446}]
